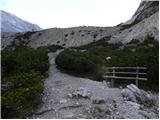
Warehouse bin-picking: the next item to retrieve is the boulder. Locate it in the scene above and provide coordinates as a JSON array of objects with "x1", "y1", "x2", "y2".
[
  {"x1": 127, "y1": 84, "x2": 141, "y2": 95},
  {"x1": 121, "y1": 84, "x2": 155, "y2": 106},
  {"x1": 121, "y1": 88, "x2": 137, "y2": 102}
]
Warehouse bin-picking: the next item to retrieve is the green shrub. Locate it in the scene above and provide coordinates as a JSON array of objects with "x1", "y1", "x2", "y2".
[
  {"x1": 2, "y1": 71, "x2": 44, "y2": 118},
  {"x1": 2, "y1": 47, "x2": 49, "y2": 76},
  {"x1": 55, "y1": 36, "x2": 159, "y2": 87},
  {"x1": 55, "y1": 49, "x2": 105, "y2": 80},
  {"x1": 1, "y1": 46, "x2": 56, "y2": 118}
]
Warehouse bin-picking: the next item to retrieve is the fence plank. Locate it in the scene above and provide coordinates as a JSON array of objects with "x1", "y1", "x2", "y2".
[
  {"x1": 106, "y1": 72, "x2": 146, "y2": 75},
  {"x1": 104, "y1": 76, "x2": 147, "y2": 81},
  {"x1": 105, "y1": 66, "x2": 147, "y2": 87},
  {"x1": 106, "y1": 67, "x2": 147, "y2": 69}
]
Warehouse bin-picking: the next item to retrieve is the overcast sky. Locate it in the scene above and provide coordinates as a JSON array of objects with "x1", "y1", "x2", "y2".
[{"x1": 0, "y1": 0, "x2": 141, "y2": 29}]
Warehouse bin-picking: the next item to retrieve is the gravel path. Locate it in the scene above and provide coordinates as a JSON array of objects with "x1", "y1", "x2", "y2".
[{"x1": 31, "y1": 51, "x2": 157, "y2": 119}]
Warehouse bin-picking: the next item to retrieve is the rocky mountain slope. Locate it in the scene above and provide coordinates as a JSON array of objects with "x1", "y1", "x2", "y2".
[
  {"x1": 109, "y1": 1, "x2": 159, "y2": 44},
  {"x1": 1, "y1": 1, "x2": 159, "y2": 48},
  {"x1": 1, "y1": 10, "x2": 41, "y2": 32}
]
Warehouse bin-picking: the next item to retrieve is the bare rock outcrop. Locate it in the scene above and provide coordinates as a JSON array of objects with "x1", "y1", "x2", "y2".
[
  {"x1": 121, "y1": 84, "x2": 158, "y2": 107},
  {"x1": 109, "y1": 1, "x2": 159, "y2": 44}
]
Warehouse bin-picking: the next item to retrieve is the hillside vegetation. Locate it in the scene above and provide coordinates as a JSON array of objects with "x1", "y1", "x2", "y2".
[
  {"x1": 55, "y1": 35, "x2": 159, "y2": 90},
  {"x1": 1, "y1": 45, "x2": 62, "y2": 118}
]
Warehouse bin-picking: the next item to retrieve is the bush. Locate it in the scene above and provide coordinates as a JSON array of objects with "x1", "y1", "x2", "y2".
[
  {"x1": 55, "y1": 49, "x2": 105, "y2": 80},
  {"x1": 55, "y1": 36, "x2": 159, "y2": 87},
  {"x1": 2, "y1": 71, "x2": 44, "y2": 118},
  {"x1": 2, "y1": 47, "x2": 49, "y2": 76},
  {"x1": 1, "y1": 45, "x2": 60, "y2": 118}
]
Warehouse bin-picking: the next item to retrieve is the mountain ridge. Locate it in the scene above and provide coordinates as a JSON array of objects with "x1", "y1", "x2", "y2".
[
  {"x1": 1, "y1": 10, "x2": 42, "y2": 32},
  {"x1": 1, "y1": 1, "x2": 159, "y2": 48}
]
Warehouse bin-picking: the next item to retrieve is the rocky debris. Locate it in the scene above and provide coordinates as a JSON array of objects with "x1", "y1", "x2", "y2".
[
  {"x1": 89, "y1": 103, "x2": 119, "y2": 119},
  {"x1": 91, "y1": 96, "x2": 116, "y2": 108},
  {"x1": 61, "y1": 111, "x2": 74, "y2": 119},
  {"x1": 68, "y1": 87, "x2": 92, "y2": 99},
  {"x1": 121, "y1": 87, "x2": 137, "y2": 102},
  {"x1": 121, "y1": 84, "x2": 155, "y2": 106},
  {"x1": 58, "y1": 104, "x2": 82, "y2": 110},
  {"x1": 91, "y1": 97, "x2": 106, "y2": 104},
  {"x1": 64, "y1": 85, "x2": 72, "y2": 90},
  {"x1": 125, "y1": 101, "x2": 140, "y2": 110},
  {"x1": 51, "y1": 88, "x2": 55, "y2": 91},
  {"x1": 106, "y1": 97, "x2": 117, "y2": 108},
  {"x1": 139, "y1": 104, "x2": 159, "y2": 118},
  {"x1": 35, "y1": 108, "x2": 55, "y2": 115},
  {"x1": 59, "y1": 99, "x2": 67, "y2": 104},
  {"x1": 139, "y1": 110, "x2": 154, "y2": 119},
  {"x1": 102, "y1": 81, "x2": 111, "y2": 87}
]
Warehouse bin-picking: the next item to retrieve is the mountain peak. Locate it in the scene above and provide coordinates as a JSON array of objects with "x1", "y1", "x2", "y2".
[{"x1": 1, "y1": 10, "x2": 42, "y2": 32}]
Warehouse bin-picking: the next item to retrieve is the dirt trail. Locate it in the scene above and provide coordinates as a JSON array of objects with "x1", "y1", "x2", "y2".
[{"x1": 31, "y1": 51, "x2": 150, "y2": 119}]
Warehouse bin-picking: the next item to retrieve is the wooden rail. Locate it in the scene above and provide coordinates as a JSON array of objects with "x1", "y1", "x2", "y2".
[{"x1": 104, "y1": 67, "x2": 147, "y2": 87}]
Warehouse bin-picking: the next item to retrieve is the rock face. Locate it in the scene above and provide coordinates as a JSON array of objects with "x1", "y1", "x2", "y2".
[
  {"x1": 1, "y1": 10, "x2": 42, "y2": 32},
  {"x1": 109, "y1": 1, "x2": 159, "y2": 44}
]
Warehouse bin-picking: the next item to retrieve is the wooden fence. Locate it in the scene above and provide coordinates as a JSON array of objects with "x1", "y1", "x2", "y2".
[{"x1": 104, "y1": 67, "x2": 147, "y2": 87}]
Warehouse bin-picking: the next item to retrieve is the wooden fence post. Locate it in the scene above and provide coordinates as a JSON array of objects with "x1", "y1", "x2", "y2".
[
  {"x1": 111, "y1": 67, "x2": 115, "y2": 87},
  {"x1": 135, "y1": 67, "x2": 139, "y2": 87}
]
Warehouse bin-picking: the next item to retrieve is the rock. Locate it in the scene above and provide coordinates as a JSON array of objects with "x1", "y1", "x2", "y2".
[
  {"x1": 91, "y1": 96, "x2": 117, "y2": 111},
  {"x1": 139, "y1": 110, "x2": 152, "y2": 119},
  {"x1": 52, "y1": 88, "x2": 55, "y2": 91},
  {"x1": 125, "y1": 101, "x2": 140, "y2": 110},
  {"x1": 121, "y1": 88, "x2": 137, "y2": 102},
  {"x1": 91, "y1": 97, "x2": 106, "y2": 104},
  {"x1": 68, "y1": 87, "x2": 92, "y2": 99},
  {"x1": 140, "y1": 90, "x2": 153, "y2": 106},
  {"x1": 105, "y1": 97, "x2": 117, "y2": 108},
  {"x1": 35, "y1": 108, "x2": 55, "y2": 115},
  {"x1": 64, "y1": 85, "x2": 72, "y2": 90},
  {"x1": 106, "y1": 56, "x2": 111, "y2": 60},
  {"x1": 102, "y1": 81, "x2": 107, "y2": 86},
  {"x1": 128, "y1": 84, "x2": 141, "y2": 94},
  {"x1": 121, "y1": 84, "x2": 156, "y2": 106},
  {"x1": 101, "y1": 86, "x2": 106, "y2": 89},
  {"x1": 59, "y1": 99, "x2": 67, "y2": 104},
  {"x1": 61, "y1": 111, "x2": 74, "y2": 118},
  {"x1": 90, "y1": 103, "x2": 118, "y2": 119},
  {"x1": 67, "y1": 93, "x2": 73, "y2": 98}
]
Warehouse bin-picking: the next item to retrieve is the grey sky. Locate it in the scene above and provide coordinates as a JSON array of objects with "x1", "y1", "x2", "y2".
[{"x1": 0, "y1": 0, "x2": 141, "y2": 29}]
